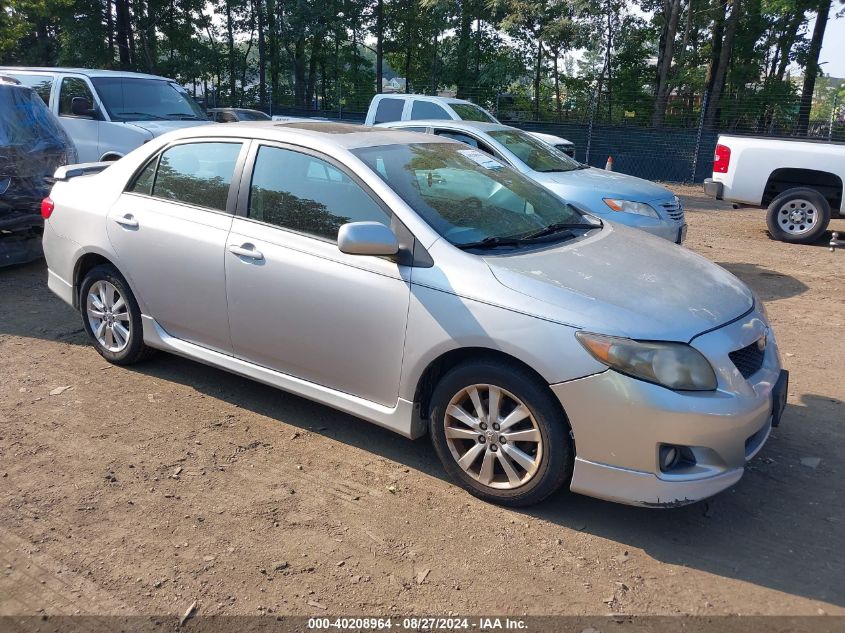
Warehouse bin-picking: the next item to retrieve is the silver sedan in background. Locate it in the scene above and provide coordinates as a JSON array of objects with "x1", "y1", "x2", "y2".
[
  {"x1": 379, "y1": 119, "x2": 687, "y2": 244},
  {"x1": 41, "y1": 121, "x2": 786, "y2": 507}
]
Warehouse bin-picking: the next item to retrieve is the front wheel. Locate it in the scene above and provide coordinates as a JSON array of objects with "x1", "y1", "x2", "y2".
[
  {"x1": 766, "y1": 188, "x2": 831, "y2": 244},
  {"x1": 429, "y1": 360, "x2": 573, "y2": 506},
  {"x1": 79, "y1": 264, "x2": 155, "y2": 365}
]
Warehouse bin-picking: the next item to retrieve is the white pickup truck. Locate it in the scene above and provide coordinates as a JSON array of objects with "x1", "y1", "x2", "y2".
[{"x1": 704, "y1": 134, "x2": 844, "y2": 243}]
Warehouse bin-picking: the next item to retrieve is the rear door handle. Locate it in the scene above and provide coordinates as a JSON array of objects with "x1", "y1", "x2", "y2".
[
  {"x1": 228, "y1": 243, "x2": 264, "y2": 260},
  {"x1": 113, "y1": 214, "x2": 139, "y2": 228}
]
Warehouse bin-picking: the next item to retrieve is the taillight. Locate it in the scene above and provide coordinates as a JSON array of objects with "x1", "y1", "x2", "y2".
[
  {"x1": 713, "y1": 144, "x2": 731, "y2": 173},
  {"x1": 41, "y1": 197, "x2": 55, "y2": 219}
]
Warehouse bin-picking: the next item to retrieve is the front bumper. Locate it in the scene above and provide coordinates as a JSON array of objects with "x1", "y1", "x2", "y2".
[
  {"x1": 553, "y1": 309, "x2": 783, "y2": 507},
  {"x1": 704, "y1": 178, "x2": 723, "y2": 199}
]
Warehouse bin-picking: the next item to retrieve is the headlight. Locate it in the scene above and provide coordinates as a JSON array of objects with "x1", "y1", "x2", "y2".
[
  {"x1": 603, "y1": 198, "x2": 659, "y2": 219},
  {"x1": 576, "y1": 331, "x2": 718, "y2": 391}
]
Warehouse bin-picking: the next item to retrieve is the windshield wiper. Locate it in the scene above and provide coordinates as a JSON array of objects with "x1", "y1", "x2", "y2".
[
  {"x1": 166, "y1": 113, "x2": 203, "y2": 120},
  {"x1": 536, "y1": 167, "x2": 575, "y2": 173},
  {"x1": 521, "y1": 221, "x2": 601, "y2": 241},
  {"x1": 118, "y1": 112, "x2": 167, "y2": 120},
  {"x1": 454, "y1": 236, "x2": 528, "y2": 250}
]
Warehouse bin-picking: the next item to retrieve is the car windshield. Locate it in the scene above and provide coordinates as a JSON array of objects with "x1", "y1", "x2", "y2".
[
  {"x1": 352, "y1": 143, "x2": 592, "y2": 248},
  {"x1": 451, "y1": 103, "x2": 497, "y2": 123},
  {"x1": 488, "y1": 129, "x2": 581, "y2": 173},
  {"x1": 236, "y1": 110, "x2": 270, "y2": 121},
  {"x1": 91, "y1": 77, "x2": 207, "y2": 122}
]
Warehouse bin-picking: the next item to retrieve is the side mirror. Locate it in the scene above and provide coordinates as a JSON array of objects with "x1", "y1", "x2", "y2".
[
  {"x1": 338, "y1": 221, "x2": 399, "y2": 257},
  {"x1": 71, "y1": 96, "x2": 96, "y2": 118}
]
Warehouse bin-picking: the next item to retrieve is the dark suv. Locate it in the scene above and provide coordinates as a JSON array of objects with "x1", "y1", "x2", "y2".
[{"x1": 0, "y1": 76, "x2": 77, "y2": 266}]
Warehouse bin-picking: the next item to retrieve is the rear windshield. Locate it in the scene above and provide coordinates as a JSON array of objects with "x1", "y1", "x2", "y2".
[
  {"x1": 488, "y1": 129, "x2": 581, "y2": 173},
  {"x1": 451, "y1": 103, "x2": 497, "y2": 123},
  {"x1": 236, "y1": 110, "x2": 271, "y2": 121}
]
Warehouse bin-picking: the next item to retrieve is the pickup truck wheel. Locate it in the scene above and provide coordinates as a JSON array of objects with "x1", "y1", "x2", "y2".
[{"x1": 766, "y1": 188, "x2": 830, "y2": 244}]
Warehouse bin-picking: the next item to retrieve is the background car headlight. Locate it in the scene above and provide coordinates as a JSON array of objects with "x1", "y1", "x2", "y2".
[
  {"x1": 576, "y1": 331, "x2": 718, "y2": 391},
  {"x1": 603, "y1": 198, "x2": 659, "y2": 218}
]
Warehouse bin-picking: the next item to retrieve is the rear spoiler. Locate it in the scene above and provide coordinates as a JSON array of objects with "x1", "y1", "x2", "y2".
[{"x1": 52, "y1": 162, "x2": 112, "y2": 182}]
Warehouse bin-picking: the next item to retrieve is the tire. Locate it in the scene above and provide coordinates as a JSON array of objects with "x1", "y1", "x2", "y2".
[
  {"x1": 429, "y1": 359, "x2": 573, "y2": 506},
  {"x1": 79, "y1": 264, "x2": 155, "y2": 365},
  {"x1": 766, "y1": 187, "x2": 831, "y2": 244}
]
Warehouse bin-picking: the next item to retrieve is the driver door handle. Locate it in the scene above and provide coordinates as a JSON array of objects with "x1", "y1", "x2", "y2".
[
  {"x1": 228, "y1": 243, "x2": 264, "y2": 260},
  {"x1": 113, "y1": 214, "x2": 139, "y2": 228}
]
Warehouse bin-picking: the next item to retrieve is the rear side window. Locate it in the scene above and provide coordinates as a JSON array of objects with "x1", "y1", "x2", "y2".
[
  {"x1": 9, "y1": 73, "x2": 53, "y2": 105},
  {"x1": 58, "y1": 77, "x2": 95, "y2": 116},
  {"x1": 248, "y1": 145, "x2": 390, "y2": 241},
  {"x1": 435, "y1": 130, "x2": 480, "y2": 149},
  {"x1": 128, "y1": 157, "x2": 158, "y2": 195},
  {"x1": 374, "y1": 98, "x2": 404, "y2": 124},
  {"x1": 151, "y1": 142, "x2": 242, "y2": 212},
  {"x1": 410, "y1": 101, "x2": 450, "y2": 120}
]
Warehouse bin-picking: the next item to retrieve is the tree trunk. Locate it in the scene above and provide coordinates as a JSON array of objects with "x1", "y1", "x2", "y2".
[
  {"x1": 106, "y1": 0, "x2": 115, "y2": 64},
  {"x1": 306, "y1": 36, "x2": 321, "y2": 109},
  {"x1": 455, "y1": 0, "x2": 473, "y2": 98},
  {"x1": 375, "y1": 0, "x2": 384, "y2": 93},
  {"x1": 115, "y1": 0, "x2": 132, "y2": 69},
  {"x1": 552, "y1": 47, "x2": 562, "y2": 120},
  {"x1": 225, "y1": 2, "x2": 236, "y2": 106},
  {"x1": 533, "y1": 40, "x2": 542, "y2": 121},
  {"x1": 257, "y1": 0, "x2": 267, "y2": 107},
  {"x1": 776, "y1": 10, "x2": 803, "y2": 82},
  {"x1": 704, "y1": 0, "x2": 741, "y2": 128},
  {"x1": 652, "y1": 0, "x2": 682, "y2": 127},
  {"x1": 705, "y1": 0, "x2": 725, "y2": 96},
  {"x1": 267, "y1": 0, "x2": 278, "y2": 106},
  {"x1": 797, "y1": 0, "x2": 831, "y2": 135},
  {"x1": 294, "y1": 36, "x2": 307, "y2": 108}
]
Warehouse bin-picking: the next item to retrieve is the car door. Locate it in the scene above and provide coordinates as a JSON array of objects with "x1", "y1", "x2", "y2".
[
  {"x1": 225, "y1": 142, "x2": 411, "y2": 406},
  {"x1": 107, "y1": 139, "x2": 248, "y2": 354},
  {"x1": 56, "y1": 76, "x2": 101, "y2": 163}
]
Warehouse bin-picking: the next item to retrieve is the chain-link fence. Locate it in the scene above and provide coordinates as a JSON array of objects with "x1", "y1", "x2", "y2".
[{"x1": 209, "y1": 79, "x2": 844, "y2": 184}]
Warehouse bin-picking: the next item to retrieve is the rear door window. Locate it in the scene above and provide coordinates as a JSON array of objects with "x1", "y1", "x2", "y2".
[
  {"x1": 374, "y1": 98, "x2": 405, "y2": 124},
  {"x1": 150, "y1": 142, "x2": 243, "y2": 212},
  {"x1": 410, "y1": 101, "x2": 450, "y2": 120}
]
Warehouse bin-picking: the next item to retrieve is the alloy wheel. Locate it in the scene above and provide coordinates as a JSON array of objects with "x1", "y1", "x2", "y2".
[
  {"x1": 444, "y1": 384, "x2": 543, "y2": 490},
  {"x1": 86, "y1": 280, "x2": 131, "y2": 353}
]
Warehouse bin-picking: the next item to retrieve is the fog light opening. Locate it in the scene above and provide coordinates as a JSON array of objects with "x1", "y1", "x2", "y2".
[
  {"x1": 659, "y1": 445, "x2": 681, "y2": 472},
  {"x1": 659, "y1": 445, "x2": 697, "y2": 472}
]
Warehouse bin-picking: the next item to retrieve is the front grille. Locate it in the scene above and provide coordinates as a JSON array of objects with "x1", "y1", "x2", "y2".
[
  {"x1": 658, "y1": 199, "x2": 685, "y2": 222},
  {"x1": 729, "y1": 341, "x2": 765, "y2": 379}
]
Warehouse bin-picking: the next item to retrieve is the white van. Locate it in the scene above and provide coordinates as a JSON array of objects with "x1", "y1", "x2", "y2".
[
  {"x1": 0, "y1": 67, "x2": 212, "y2": 163},
  {"x1": 364, "y1": 94, "x2": 575, "y2": 156}
]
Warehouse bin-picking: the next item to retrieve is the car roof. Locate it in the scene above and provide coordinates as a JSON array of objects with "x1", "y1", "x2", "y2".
[
  {"x1": 381, "y1": 119, "x2": 512, "y2": 133},
  {"x1": 376, "y1": 94, "x2": 481, "y2": 106},
  {"x1": 0, "y1": 66, "x2": 176, "y2": 82},
  {"x1": 166, "y1": 120, "x2": 454, "y2": 150},
  {"x1": 208, "y1": 108, "x2": 265, "y2": 113}
]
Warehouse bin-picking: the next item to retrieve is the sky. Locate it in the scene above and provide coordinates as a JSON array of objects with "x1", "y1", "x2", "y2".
[{"x1": 817, "y1": 12, "x2": 845, "y2": 78}]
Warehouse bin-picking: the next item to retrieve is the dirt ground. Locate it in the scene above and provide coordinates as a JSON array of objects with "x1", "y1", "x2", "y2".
[{"x1": 1, "y1": 186, "x2": 844, "y2": 619}]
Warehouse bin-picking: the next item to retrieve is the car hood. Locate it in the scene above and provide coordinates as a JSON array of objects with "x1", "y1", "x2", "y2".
[
  {"x1": 125, "y1": 120, "x2": 211, "y2": 137},
  {"x1": 484, "y1": 224, "x2": 753, "y2": 341},
  {"x1": 536, "y1": 167, "x2": 672, "y2": 203}
]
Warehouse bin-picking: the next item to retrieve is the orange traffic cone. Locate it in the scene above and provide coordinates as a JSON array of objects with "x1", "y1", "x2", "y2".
[{"x1": 605, "y1": 156, "x2": 614, "y2": 171}]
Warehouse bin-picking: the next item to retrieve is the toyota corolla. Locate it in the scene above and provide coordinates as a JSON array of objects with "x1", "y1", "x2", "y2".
[{"x1": 41, "y1": 121, "x2": 787, "y2": 507}]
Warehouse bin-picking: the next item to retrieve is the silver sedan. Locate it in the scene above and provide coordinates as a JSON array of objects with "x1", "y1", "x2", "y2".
[{"x1": 41, "y1": 121, "x2": 787, "y2": 507}]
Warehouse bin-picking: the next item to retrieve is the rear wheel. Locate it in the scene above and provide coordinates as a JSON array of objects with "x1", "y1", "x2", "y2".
[
  {"x1": 429, "y1": 360, "x2": 572, "y2": 506},
  {"x1": 766, "y1": 187, "x2": 831, "y2": 244},
  {"x1": 79, "y1": 265, "x2": 155, "y2": 365}
]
